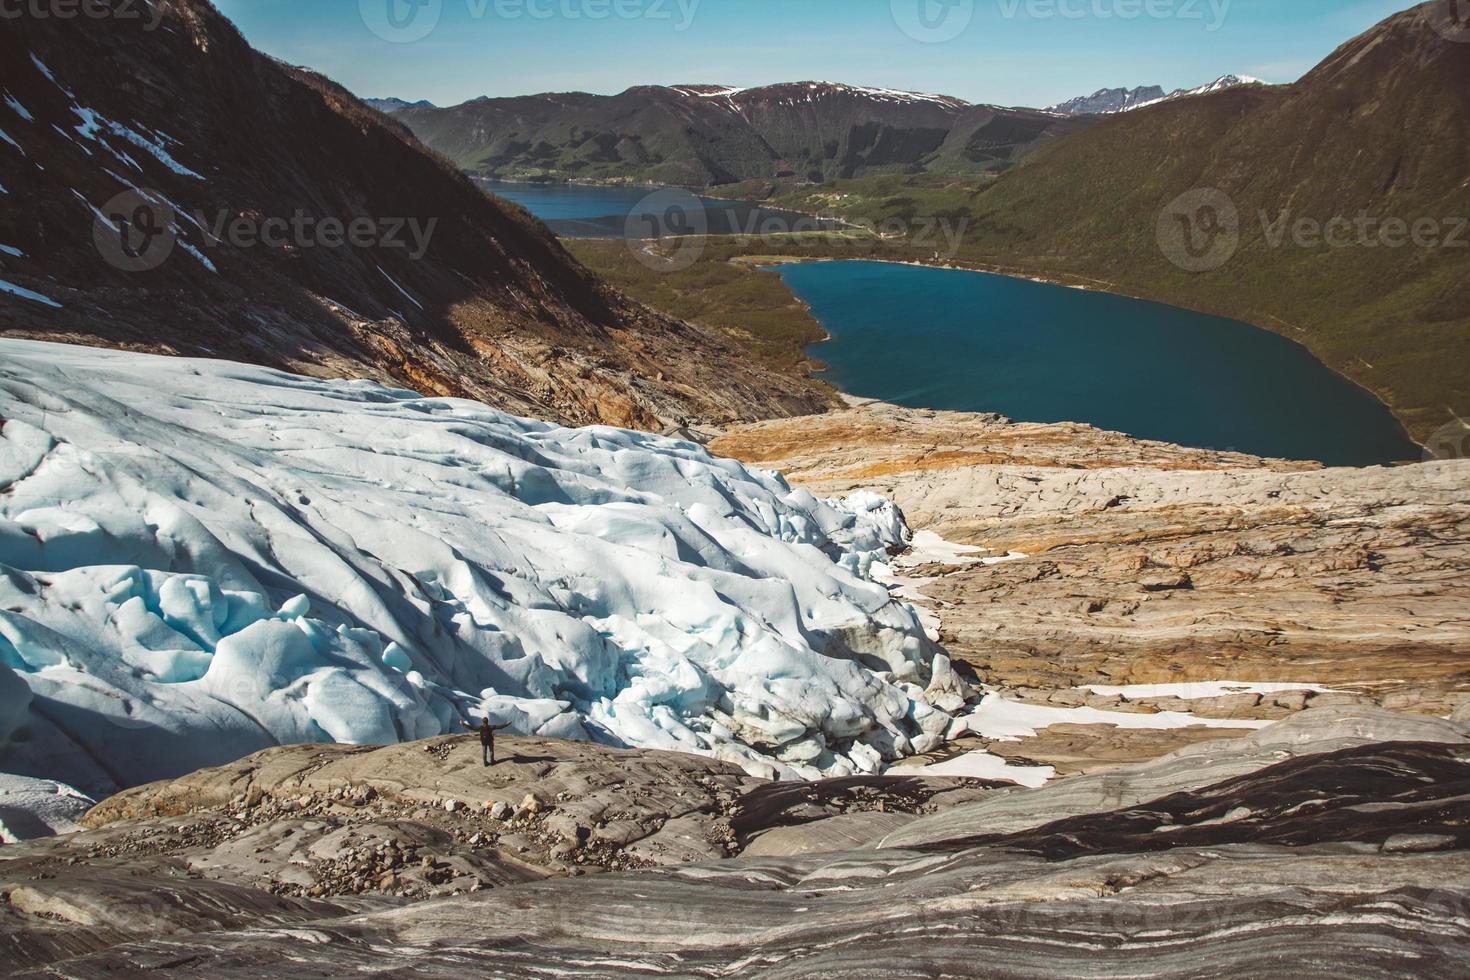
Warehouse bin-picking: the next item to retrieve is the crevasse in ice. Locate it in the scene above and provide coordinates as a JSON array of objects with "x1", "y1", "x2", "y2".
[{"x1": 0, "y1": 341, "x2": 955, "y2": 794}]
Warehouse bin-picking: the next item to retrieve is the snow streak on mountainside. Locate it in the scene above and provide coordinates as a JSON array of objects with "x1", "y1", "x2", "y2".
[
  {"x1": 1127, "y1": 75, "x2": 1266, "y2": 111},
  {"x1": 0, "y1": 342, "x2": 956, "y2": 796}
]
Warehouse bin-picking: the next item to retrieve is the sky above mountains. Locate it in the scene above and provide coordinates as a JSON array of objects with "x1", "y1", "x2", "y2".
[{"x1": 217, "y1": 0, "x2": 1416, "y2": 109}]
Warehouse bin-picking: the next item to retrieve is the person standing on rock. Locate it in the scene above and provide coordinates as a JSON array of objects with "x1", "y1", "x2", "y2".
[{"x1": 462, "y1": 715, "x2": 512, "y2": 766}]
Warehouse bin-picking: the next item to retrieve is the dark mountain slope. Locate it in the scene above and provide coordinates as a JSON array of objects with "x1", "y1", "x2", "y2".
[
  {"x1": 397, "y1": 82, "x2": 1084, "y2": 185},
  {"x1": 0, "y1": 0, "x2": 832, "y2": 428}
]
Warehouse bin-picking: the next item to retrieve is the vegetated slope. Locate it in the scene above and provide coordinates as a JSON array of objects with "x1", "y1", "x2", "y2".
[
  {"x1": 0, "y1": 0, "x2": 832, "y2": 428},
  {"x1": 761, "y1": 4, "x2": 1469, "y2": 443},
  {"x1": 0, "y1": 340, "x2": 959, "y2": 798},
  {"x1": 397, "y1": 82, "x2": 1088, "y2": 185}
]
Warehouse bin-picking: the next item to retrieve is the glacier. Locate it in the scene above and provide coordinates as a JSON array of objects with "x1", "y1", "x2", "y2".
[{"x1": 0, "y1": 340, "x2": 957, "y2": 795}]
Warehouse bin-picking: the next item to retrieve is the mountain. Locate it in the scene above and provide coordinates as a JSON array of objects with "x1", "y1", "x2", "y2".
[
  {"x1": 0, "y1": 1, "x2": 831, "y2": 429},
  {"x1": 395, "y1": 81, "x2": 1089, "y2": 185},
  {"x1": 363, "y1": 97, "x2": 436, "y2": 114},
  {"x1": 1044, "y1": 85, "x2": 1167, "y2": 115},
  {"x1": 958, "y1": 4, "x2": 1470, "y2": 442},
  {"x1": 759, "y1": 5, "x2": 1465, "y2": 443},
  {"x1": 1046, "y1": 75, "x2": 1265, "y2": 115},
  {"x1": 1130, "y1": 74, "x2": 1268, "y2": 110}
]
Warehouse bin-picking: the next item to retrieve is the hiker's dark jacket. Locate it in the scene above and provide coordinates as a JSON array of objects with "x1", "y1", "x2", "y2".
[{"x1": 472, "y1": 721, "x2": 511, "y2": 745}]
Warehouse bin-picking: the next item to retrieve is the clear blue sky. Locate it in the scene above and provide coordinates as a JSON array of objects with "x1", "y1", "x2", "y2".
[{"x1": 215, "y1": 0, "x2": 1418, "y2": 109}]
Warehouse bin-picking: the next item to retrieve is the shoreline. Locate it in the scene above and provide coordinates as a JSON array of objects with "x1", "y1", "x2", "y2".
[
  {"x1": 698, "y1": 187, "x2": 1427, "y2": 454},
  {"x1": 746, "y1": 252, "x2": 1422, "y2": 455},
  {"x1": 510, "y1": 177, "x2": 1421, "y2": 455},
  {"x1": 726, "y1": 248, "x2": 1424, "y2": 459}
]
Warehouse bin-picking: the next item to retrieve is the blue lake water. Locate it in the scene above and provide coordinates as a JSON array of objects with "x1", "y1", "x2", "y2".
[
  {"x1": 776, "y1": 260, "x2": 1419, "y2": 466},
  {"x1": 478, "y1": 180, "x2": 842, "y2": 239}
]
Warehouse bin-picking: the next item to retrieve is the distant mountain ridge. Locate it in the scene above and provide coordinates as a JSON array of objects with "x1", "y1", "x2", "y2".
[
  {"x1": 1044, "y1": 85, "x2": 1167, "y2": 115},
  {"x1": 364, "y1": 96, "x2": 436, "y2": 114},
  {"x1": 1046, "y1": 75, "x2": 1266, "y2": 115},
  {"x1": 942, "y1": 6, "x2": 1467, "y2": 441},
  {"x1": 395, "y1": 81, "x2": 1091, "y2": 186}
]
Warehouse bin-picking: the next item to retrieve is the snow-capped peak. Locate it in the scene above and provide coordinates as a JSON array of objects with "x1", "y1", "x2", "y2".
[
  {"x1": 1048, "y1": 75, "x2": 1267, "y2": 115},
  {"x1": 1127, "y1": 74, "x2": 1267, "y2": 111},
  {"x1": 670, "y1": 81, "x2": 970, "y2": 111}
]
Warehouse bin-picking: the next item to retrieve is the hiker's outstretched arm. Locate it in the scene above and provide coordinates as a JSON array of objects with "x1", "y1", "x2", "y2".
[{"x1": 492, "y1": 722, "x2": 513, "y2": 732}]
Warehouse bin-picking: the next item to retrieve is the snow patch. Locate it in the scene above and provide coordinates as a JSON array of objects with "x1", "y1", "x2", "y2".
[
  {"x1": 0, "y1": 278, "x2": 60, "y2": 308},
  {"x1": 178, "y1": 239, "x2": 218, "y2": 273},
  {"x1": 1082, "y1": 681, "x2": 1337, "y2": 699},
  {"x1": 950, "y1": 693, "x2": 1271, "y2": 742},
  {"x1": 3, "y1": 92, "x2": 33, "y2": 123},
  {"x1": 67, "y1": 103, "x2": 203, "y2": 180},
  {"x1": 905, "y1": 751, "x2": 1054, "y2": 788},
  {"x1": 1128, "y1": 75, "x2": 1266, "y2": 112},
  {"x1": 377, "y1": 266, "x2": 424, "y2": 311}
]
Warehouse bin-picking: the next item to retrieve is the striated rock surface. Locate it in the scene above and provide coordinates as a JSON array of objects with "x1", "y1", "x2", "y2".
[
  {"x1": 713, "y1": 402, "x2": 1470, "y2": 740},
  {"x1": 882, "y1": 706, "x2": 1468, "y2": 847},
  {"x1": 3, "y1": 711, "x2": 1467, "y2": 976}
]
